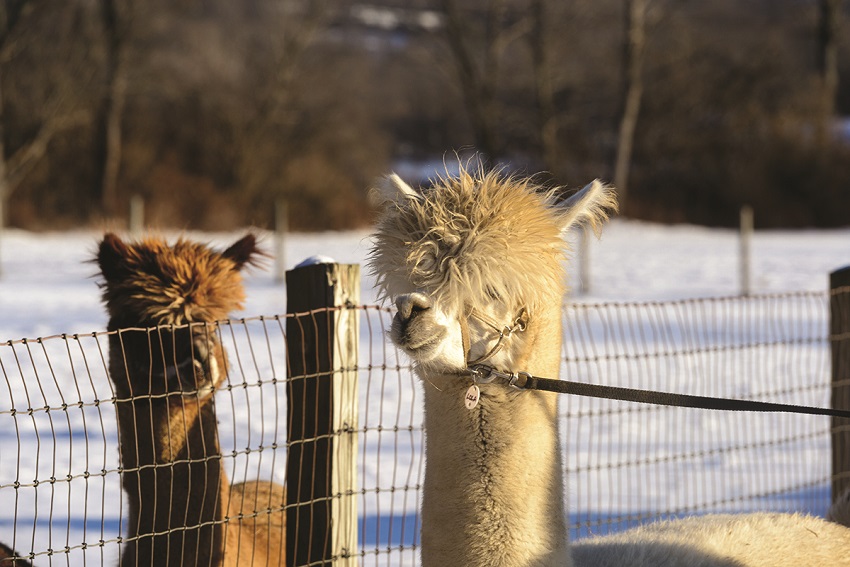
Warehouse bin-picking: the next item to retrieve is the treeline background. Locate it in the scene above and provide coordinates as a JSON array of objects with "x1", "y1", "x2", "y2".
[{"x1": 2, "y1": 0, "x2": 849, "y2": 231}]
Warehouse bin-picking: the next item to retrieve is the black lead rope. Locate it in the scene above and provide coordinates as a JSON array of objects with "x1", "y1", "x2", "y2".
[
  {"x1": 524, "y1": 375, "x2": 850, "y2": 419},
  {"x1": 468, "y1": 365, "x2": 850, "y2": 419}
]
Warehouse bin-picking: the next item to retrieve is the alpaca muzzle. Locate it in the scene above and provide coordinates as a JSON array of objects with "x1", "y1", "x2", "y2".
[
  {"x1": 391, "y1": 292, "x2": 444, "y2": 351},
  {"x1": 391, "y1": 292, "x2": 529, "y2": 374},
  {"x1": 160, "y1": 327, "x2": 225, "y2": 399},
  {"x1": 395, "y1": 292, "x2": 432, "y2": 321}
]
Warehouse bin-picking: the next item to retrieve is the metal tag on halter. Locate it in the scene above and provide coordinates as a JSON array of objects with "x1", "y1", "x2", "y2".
[{"x1": 464, "y1": 384, "x2": 481, "y2": 409}]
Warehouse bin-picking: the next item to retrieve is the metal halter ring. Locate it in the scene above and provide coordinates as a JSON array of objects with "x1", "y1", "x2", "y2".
[{"x1": 468, "y1": 364, "x2": 531, "y2": 390}]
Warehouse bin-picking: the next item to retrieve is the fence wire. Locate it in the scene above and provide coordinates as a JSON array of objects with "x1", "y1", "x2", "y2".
[
  {"x1": 0, "y1": 292, "x2": 844, "y2": 565},
  {"x1": 561, "y1": 291, "x2": 834, "y2": 539}
]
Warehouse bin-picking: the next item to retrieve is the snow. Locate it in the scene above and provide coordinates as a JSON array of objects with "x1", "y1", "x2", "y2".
[{"x1": 0, "y1": 221, "x2": 848, "y2": 565}]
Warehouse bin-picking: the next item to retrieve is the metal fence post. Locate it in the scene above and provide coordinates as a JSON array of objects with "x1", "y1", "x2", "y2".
[
  {"x1": 831, "y1": 266, "x2": 850, "y2": 501},
  {"x1": 285, "y1": 261, "x2": 359, "y2": 567}
]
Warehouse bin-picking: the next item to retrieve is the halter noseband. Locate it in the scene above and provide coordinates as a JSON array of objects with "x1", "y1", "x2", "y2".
[{"x1": 459, "y1": 306, "x2": 529, "y2": 367}]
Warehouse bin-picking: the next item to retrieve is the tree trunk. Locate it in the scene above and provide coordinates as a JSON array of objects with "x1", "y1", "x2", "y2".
[
  {"x1": 95, "y1": 0, "x2": 130, "y2": 221},
  {"x1": 530, "y1": 0, "x2": 559, "y2": 177},
  {"x1": 613, "y1": 0, "x2": 647, "y2": 210},
  {"x1": 0, "y1": 0, "x2": 30, "y2": 278},
  {"x1": 237, "y1": 0, "x2": 327, "y2": 204},
  {"x1": 817, "y1": 0, "x2": 841, "y2": 145},
  {"x1": 0, "y1": 62, "x2": 8, "y2": 229},
  {"x1": 440, "y1": 0, "x2": 501, "y2": 160},
  {"x1": 0, "y1": 141, "x2": 5, "y2": 280}
]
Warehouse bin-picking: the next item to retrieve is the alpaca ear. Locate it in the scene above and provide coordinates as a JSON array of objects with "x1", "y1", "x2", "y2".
[
  {"x1": 97, "y1": 232, "x2": 132, "y2": 283},
  {"x1": 221, "y1": 233, "x2": 262, "y2": 271},
  {"x1": 557, "y1": 180, "x2": 618, "y2": 237},
  {"x1": 370, "y1": 173, "x2": 421, "y2": 206}
]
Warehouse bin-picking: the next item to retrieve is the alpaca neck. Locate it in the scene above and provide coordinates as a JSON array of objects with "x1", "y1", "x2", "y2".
[
  {"x1": 112, "y1": 366, "x2": 228, "y2": 566},
  {"x1": 420, "y1": 311, "x2": 572, "y2": 567}
]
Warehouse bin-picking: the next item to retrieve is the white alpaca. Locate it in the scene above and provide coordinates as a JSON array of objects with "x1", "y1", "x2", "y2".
[{"x1": 368, "y1": 167, "x2": 850, "y2": 567}]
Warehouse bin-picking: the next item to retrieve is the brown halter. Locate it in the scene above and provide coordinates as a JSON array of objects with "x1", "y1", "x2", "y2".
[{"x1": 459, "y1": 306, "x2": 529, "y2": 367}]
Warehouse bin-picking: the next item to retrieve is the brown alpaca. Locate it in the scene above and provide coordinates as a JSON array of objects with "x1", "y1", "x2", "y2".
[
  {"x1": 96, "y1": 233, "x2": 285, "y2": 567},
  {"x1": 0, "y1": 542, "x2": 32, "y2": 566}
]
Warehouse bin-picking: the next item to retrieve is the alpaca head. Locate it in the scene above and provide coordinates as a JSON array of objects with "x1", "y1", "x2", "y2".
[
  {"x1": 369, "y1": 167, "x2": 617, "y2": 376},
  {"x1": 96, "y1": 233, "x2": 262, "y2": 399}
]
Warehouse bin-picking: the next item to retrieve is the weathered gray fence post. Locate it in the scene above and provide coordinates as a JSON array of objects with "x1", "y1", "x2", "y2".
[
  {"x1": 129, "y1": 195, "x2": 144, "y2": 236},
  {"x1": 739, "y1": 205, "x2": 753, "y2": 296},
  {"x1": 831, "y1": 266, "x2": 850, "y2": 501},
  {"x1": 275, "y1": 199, "x2": 289, "y2": 283},
  {"x1": 577, "y1": 227, "x2": 590, "y2": 295},
  {"x1": 286, "y1": 260, "x2": 359, "y2": 567}
]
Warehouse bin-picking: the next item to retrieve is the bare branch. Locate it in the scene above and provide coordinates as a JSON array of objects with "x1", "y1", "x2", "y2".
[
  {"x1": 816, "y1": 0, "x2": 841, "y2": 144},
  {"x1": 530, "y1": 0, "x2": 559, "y2": 176},
  {"x1": 613, "y1": 0, "x2": 648, "y2": 207},
  {"x1": 6, "y1": 109, "x2": 90, "y2": 196},
  {"x1": 0, "y1": 2, "x2": 34, "y2": 63},
  {"x1": 440, "y1": 0, "x2": 501, "y2": 158},
  {"x1": 245, "y1": 0, "x2": 330, "y2": 137}
]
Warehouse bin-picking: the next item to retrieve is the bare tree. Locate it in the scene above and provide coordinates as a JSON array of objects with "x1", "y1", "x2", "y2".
[
  {"x1": 95, "y1": 0, "x2": 133, "y2": 220},
  {"x1": 817, "y1": 0, "x2": 841, "y2": 144},
  {"x1": 612, "y1": 0, "x2": 647, "y2": 210},
  {"x1": 0, "y1": 1, "x2": 87, "y2": 274},
  {"x1": 0, "y1": 0, "x2": 30, "y2": 233},
  {"x1": 530, "y1": 0, "x2": 559, "y2": 176},
  {"x1": 235, "y1": 0, "x2": 329, "y2": 202},
  {"x1": 439, "y1": 0, "x2": 534, "y2": 160}
]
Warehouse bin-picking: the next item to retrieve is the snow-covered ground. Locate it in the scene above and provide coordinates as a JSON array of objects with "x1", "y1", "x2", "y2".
[
  {"x1": 0, "y1": 221, "x2": 847, "y2": 565},
  {"x1": 2, "y1": 220, "x2": 847, "y2": 340}
]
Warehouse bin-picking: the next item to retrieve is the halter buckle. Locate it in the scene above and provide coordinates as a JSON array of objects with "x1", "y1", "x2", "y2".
[
  {"x1": 468, "y1": 364, "x2": 507, "y2": 384},
  {"x1": 508, "y1": 371, "x2": 532, "y2": 389}
]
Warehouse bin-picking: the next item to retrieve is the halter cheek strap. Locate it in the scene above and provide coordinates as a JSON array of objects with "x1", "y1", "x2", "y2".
[{"x1": 459, "y1": 306, "x2": 529, "y2": 367}]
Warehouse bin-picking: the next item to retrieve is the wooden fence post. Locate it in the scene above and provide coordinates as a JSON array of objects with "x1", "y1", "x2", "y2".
[
  {"x1": 831, "y1": 266, "x2": 850, "y2": 501},
  {"x1": 739, "y1": 205, "x2": 753, "y2": 296},
  {"x1": 129, "y1": 195, "x2": 144, "y2": 235},
  {"x1": 285, "y1": 261, "x2": 359, "y2": 567},
  {"x1": 577, "y1": 227, "x2": 590, "y2": 295},
  {"x1": 275, "y1": 199, "x2": 289, "y2": 283}
]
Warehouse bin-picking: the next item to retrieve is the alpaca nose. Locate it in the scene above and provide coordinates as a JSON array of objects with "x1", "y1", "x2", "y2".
[
  {"x1": 163, "y1": 328, "x2": 224, "y2": 394},
  {"x1": 189, "y1": 333, "x2": 224, "y2": 388},
  {"x1": 396, "y1": 292, "x2": 432, "y2": 322}
]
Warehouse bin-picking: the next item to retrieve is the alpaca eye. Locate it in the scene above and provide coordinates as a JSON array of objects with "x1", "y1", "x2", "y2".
[
  {"x1": 484, "y1": 286, "x2": 501, "y2": 301},
  {"x1": 411, "y1": 242, "x2": 439, "y2": 275}
]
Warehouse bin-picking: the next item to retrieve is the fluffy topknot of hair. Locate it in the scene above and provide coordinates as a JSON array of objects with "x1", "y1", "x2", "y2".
[
  {"x1": 369, "y1": 167, "x2": 572, "y2": 315},
  {"x1": 96, "y1": 233, "x2": 262, "y2": 328}
]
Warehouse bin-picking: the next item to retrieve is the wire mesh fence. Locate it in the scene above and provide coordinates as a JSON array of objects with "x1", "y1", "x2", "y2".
[
  {"x1": 561, "y1": 292, "x2": 834, "y2": 539},
  {"x1": 0, "y1": 290, "x2": 845, "y2": 566}
]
